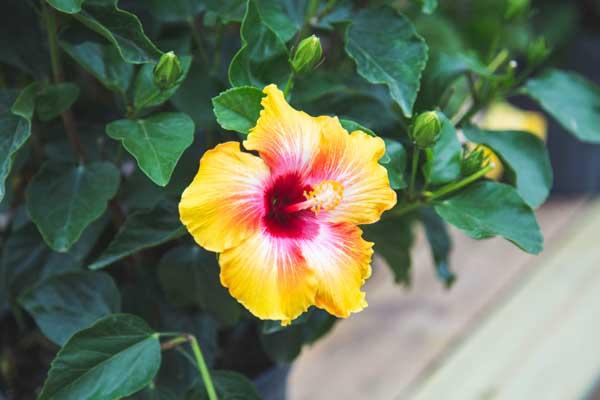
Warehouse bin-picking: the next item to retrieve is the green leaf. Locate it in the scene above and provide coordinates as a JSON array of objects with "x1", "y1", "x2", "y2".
[
  {"x1": 26, "y1": 161, "x2": 120, "y2": 252},
  {"x1": 228, "y1": 0, "x2": 291, "y2": 88},
  {"x1": 186, "y1": 371, "x2": 260, "y2": 400},
  {"x1": 381, "y1": 138, "x2": 407, "y2": 190},
  {"x1": 212, "y1": 86, "x2": 264, "y2": 135},
  {"x1": 464, "y1": 125, "x2": 553, "y2": 208},
  {"x1": 0, "y1": 84, "x2": 37, "y2": 202},
  {"x1": 74, "y1": 0, "x2": 163, "y2": 64},
  {"x1": 157, "y1": 245, "x2": 241, "y2": 326},
  {"x1": 19, "y1": 271, "x2": 121, "y2": 345},
  {"x1": 38, "y1": 314, "x2": 161, "y2": 400},
  {"x1": 106, "y1": 112, "x2": 194, "y2": 186},
  {"x1": 434, "y1": 181, "x2": 543, "y2": 254},
  {"x1": 46, "y1": 0, "x2": 85, "y2": 13},
  {"x1": 423, "y1": 111, "x2": 462, "y2": 185},
  {"x1": 254, "y1": 0, "x2": 298, "y2": 42},
  {"x1": 59, "y1": 27, "x2": 134, "y2": 94},
  {"x1": 204, "y1": 0, "x2": 246, "y2": 23},
  {"x1": 364, "y1": 214, "x2": 415, "y2": 285},
  {"x1": 133, "y1": 56, "x2": 192, "y2": 112},
  {"x1": 89, "y1": 201, "x2": 185, "y2": 270},
  {"x1": 260, "y1": 308, "x2": 336, "y2": 363},
  {"x1": 420, "y1": 208, "x2": 455, "y2": 287},
  {"x1": 35, "y1": 83, "x2": 80, "y2": 122},
  {"x1": 345, "y1": 7, "x2": 428, "y2": 117},
  {"x1": 523, "y1": 69, "x2": 600, "y2": 143},
  {"x1": 146, "y1": 0, "x2": 204, "y2": 23},
  {"x1": 339, "y1": 118, "x2": 376, "y2": 136}
]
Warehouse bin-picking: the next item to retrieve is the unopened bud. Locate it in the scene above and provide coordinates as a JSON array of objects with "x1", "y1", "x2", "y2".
[
  {"x1": 461, "y1": 146, "x2": 488, "y2": 176},
  {"x1": 410, "y1": 111, "x2": 442, "y2": 149},
  {"x1": 291, "y1": 35, "x2": 323, "y2": 74},
  {"x1": 153, "y1": 51, "x2": 182, "y2": 90}
]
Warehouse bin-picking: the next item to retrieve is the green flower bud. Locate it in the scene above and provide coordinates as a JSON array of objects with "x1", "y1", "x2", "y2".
[
  {"x1": 410, "y1": 111, "x2": 442, "y2": 149},
  {"x1": 461, "y1": 146, "x2": 487, "y2": 176},
  {"x1": 291, "y1": 35, "x2": 323, "y2": 74},
  {"x1": 153, "y1": 51, "x2": 182, "y2": 90}
]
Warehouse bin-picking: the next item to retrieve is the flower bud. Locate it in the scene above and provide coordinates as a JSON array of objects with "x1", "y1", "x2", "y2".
[
  {"x1": 463, "y1": 144, "x2": 503, "y2": 180},
  {"x1": 291, "y1": 35, "x2": 323, "y2": 74},
  {"x1": 153, "y1": 51, "x2": 182, "y2": 90},
  {"x1": 410, "y1": 111, "x2": 442, "y2": 149}
]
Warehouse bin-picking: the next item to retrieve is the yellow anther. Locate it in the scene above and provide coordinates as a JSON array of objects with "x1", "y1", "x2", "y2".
[{"x1": 303, "y1": 180, "x2": 344, "y2": 214}]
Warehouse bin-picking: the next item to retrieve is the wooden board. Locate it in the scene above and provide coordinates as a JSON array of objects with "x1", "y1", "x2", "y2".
[{"x1": 288, "y1": 198, "x2": 590, "y2": 400}]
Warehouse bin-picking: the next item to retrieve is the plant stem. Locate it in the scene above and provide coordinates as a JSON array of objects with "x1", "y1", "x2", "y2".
[
  {"x1": 283, "y1": 72, "x2": 295, "y2": 99},
  {"x1": 187, "y1": 335, "x2": 218, "y2": 400},
  {"x1": 42, "y1": 1, "x2": 86, "y2": 164},
  {"x1": 425, "y1": 164, "x2": 494, "y2": 201},
  {"x1": 188, "y1": 18, "x2": 209, "y2": 65},
  {"x1": 408, "y1": 146, "x2": 420, "y2": 198}
]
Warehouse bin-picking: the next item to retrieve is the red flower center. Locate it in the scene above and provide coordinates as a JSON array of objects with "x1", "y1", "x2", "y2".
[{"x1": 263, "y1": 172, "x2": 319, "y2": 239}]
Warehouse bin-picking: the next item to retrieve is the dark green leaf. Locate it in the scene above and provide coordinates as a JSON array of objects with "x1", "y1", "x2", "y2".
[
  {"x1": 261, "y1": 312, "x2": 310, "y2": 334},
  {"x1": 420, "y1": 208, "x2": 455, "y2": 287},
  {"x1": 345, "y1": 7, "x2": 428, "y2": 117},
  {"x1": 423, "y1": 111, "x2": 462, "y2": 185},
  {"x1": 339, "y1": 118, "x2": 376, "y2": 136},
  {"x1": 464, "y1": 125, "x2": 552, "y2": 208},
  {"x1": 46, "y1": 0, "x2": 85, "y2": 13},
  {"x1": 74, "y1": 0, "x2": 163, "y2": 64},
  {"x1": 133, "y1": 56, "x2": 192, "y2": 111},
  {"x1": 523, "y1": 69, "x2": 600, "y2": 143},
  {"x1": 157, "y1": 245, "x2": 241, "y2": 326},
  {"x1": 89, "y1": 202, "x2": 185, "y2": 270},
  {"x1": 228, "y1": 0, "x2": 291, "y2": 88},
  {"x1": 35, "y1": 83, "x2": 80, "y2": 122},
  {"x1": 212, "y1": 86, "x2": 264, "y2": 135},
  {"x1": 38, "y1": 314, "x2": 161, "y2": 400},
  {"x1": 434, "y1": 181, "x2": 543, "y2": 254},
  {"x1": 204, "y1": 0, "x2": 246, "y2": 23},
  {"x1": 0, "y1": 84, "x2": 36, "y2": 202},
  {"x1": 381, "y1": 138, "x2": 407, "y2": 190},
  {"x1": 187, "y1": 371, "x2": 260, "y2": 400},
  {"x1": 19, "y1": 271, "x2": 121, "y2": 345},
  {"x1": 26, "y1": 161, "x2": 120, "y2": 252},
  {"x1": 146, "y1": 0, "x2": 204, "y2": 23},
  {"x1": 60, "y1": 27, "x2": 134, "y2": 94},
  {"x1": 254, "y1": 0, "x2": 298, "y2": 42},
  {"x1": 364, "y1": 214, "x2": 415, "y2": 285},
  {"x1": 106, "y1": 112, "x2": 194, "y2": 186}
]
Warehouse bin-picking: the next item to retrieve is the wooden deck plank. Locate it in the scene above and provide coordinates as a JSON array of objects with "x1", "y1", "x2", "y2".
[
  {"x1": 288, "y1": 198, "x2": 589, "y2": 400},
  {"x1": 410, "y1": 199, "x2": 600, "y2": 400}
]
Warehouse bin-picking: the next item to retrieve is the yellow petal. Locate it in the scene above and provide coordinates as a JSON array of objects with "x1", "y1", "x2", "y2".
[
  {"x1": 309, "y1": 116, "x2": 397, "y2": 225},
  {"x1": 179, "y1": 142, "x2": 269, "y2": 253},
  {"x1": 244, "y1": 84, "x2": 321, "y2": 174},
  {"x1": 301, "y1": 222, "x2": 373, "y2": 318},
  {"x1": 219, "y1": 230, "x2": 318, "y2": 323},
  {"x1": 482, "y1": 102, "x2": 547, "y2": 141}
]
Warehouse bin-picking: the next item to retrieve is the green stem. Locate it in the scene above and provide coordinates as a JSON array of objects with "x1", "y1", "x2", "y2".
[
  {"x1": 408, "y1": 146, "x2": 420, "y2": 198},
  {"x1": 425, "y1": 164, "x2": 494, "y2": 201},
  {"x1": 283, "y1": 72, "x2": 295, "y2": 99},
  {"x1": 188, "y1": 335, "x2": 218, "y2": 400}
]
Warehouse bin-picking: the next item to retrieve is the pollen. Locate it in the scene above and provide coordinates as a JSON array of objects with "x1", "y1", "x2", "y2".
[{"x1": 303, "y1": 180, "x2": 344, "y2": 214}]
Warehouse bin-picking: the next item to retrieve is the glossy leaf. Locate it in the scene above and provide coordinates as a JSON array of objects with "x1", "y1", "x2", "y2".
[
  {"x1": 204, "y1": 0, "x2": 246, "y2": 23},
  {"x1": 19, "y1": 271, "x2": 121, "y2": 345},
  {"x1": 38, "y1": 314, "x2": 161, "y2": 400},
  {"x1": 345, "y1": 7, "x2": 428, "y2": 117},
  {"x1": 60, "y1": 28, "x2": 134, "y2": 94},
  {"x1": 523, "y1": 69, "x2": 600, "y2": 143},
  {"x1": 74, "y1": 0, "x2": 163, "y2": 64},
  {"x1": 423, "y1": 111, "x2": 462, "y2": 185},
  {"x1": 381, "y1": 138, "x2": 407, "y2": 190},
  {"x1": 364, "y1": 214, "x2": 415, "y2": 285},
  {"x1": 339, "y1": 118, "x2": 376, "y2": 136},
  {"x1": 25, "y1": 161, "x2": 119, "y2": 252},
  {"x1": 420, "y1": 208, "x2": 455, "y2": 287},
  {"x1": 228, "y1": 0, "x2": 291, "y2": 88},
  {"x1": 464, "y1": 125, "x2": 553, "y2": 208},
  {"x1": 187, "y1": 371, "x2": 260, "y2": 400},
  {"x1": 106, "y1": 112, "x2": 194, "y2": 186},
  {"x1": 157, "y1": 245, "x2": 241, "y2": 325},
  {"x1": 35, "y1": 83, "x2": 80, "y2": 122},
  {"x1": 434, "y1": 181, "x2": 543, "y2": 254},
  {"x1": 133, "y1": 56, "x2": 192, "y2": 112},
  {"x1": 89, "y1": 202, "x2": 185, "y2": 270},
  {"x1": 0, "y1": 84, "x2": 36, "y2": 202},
  {"x1": 212, "y1": 86, "x2": 264, "y2": 135},
  {"x1": 46, "y1": 0, "x2": 85, "y2": 13}
]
